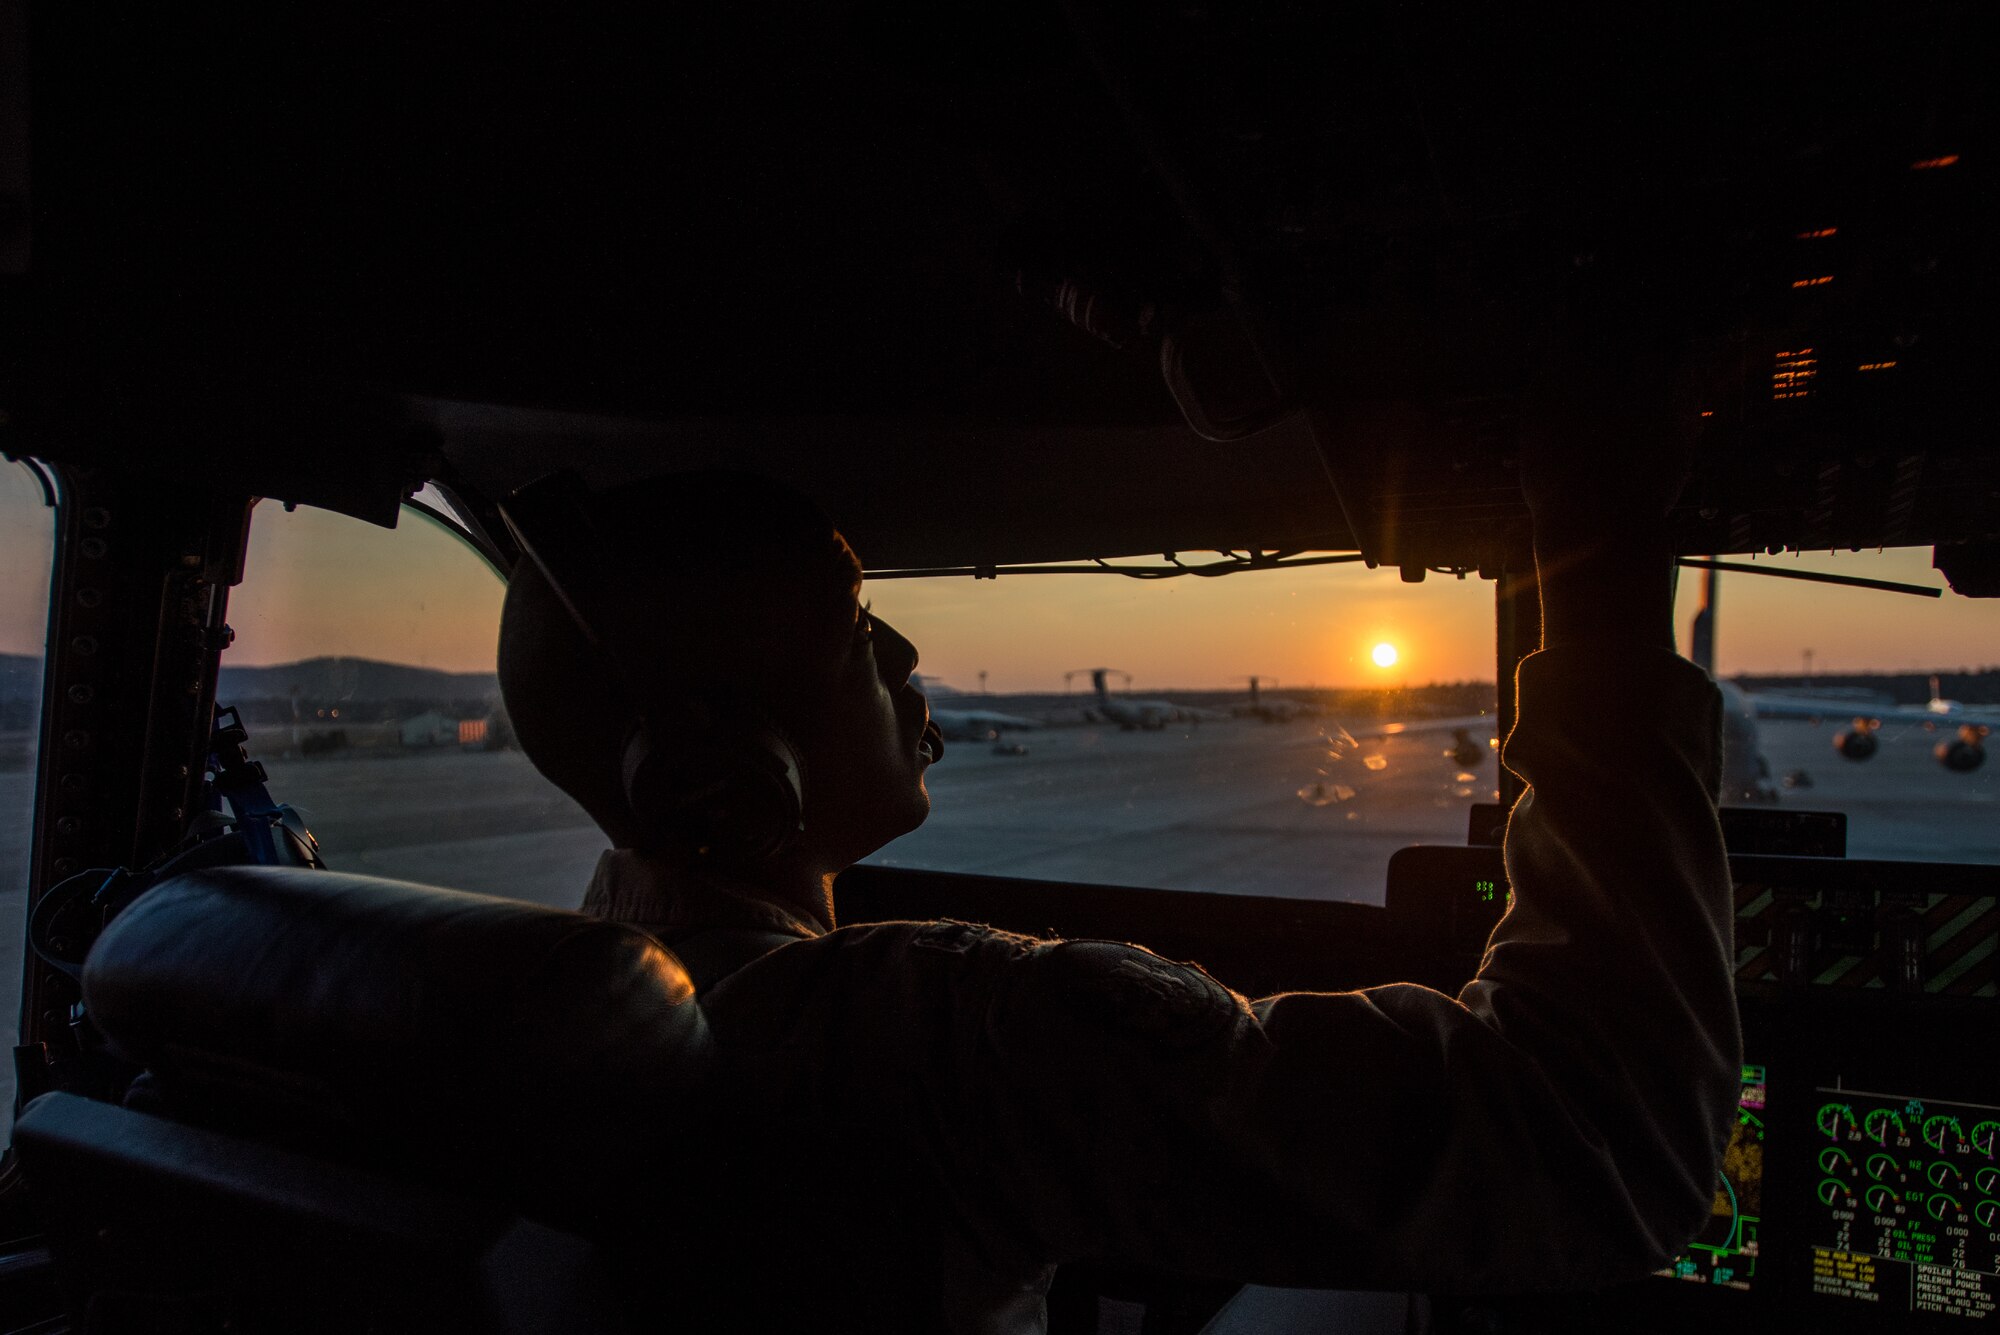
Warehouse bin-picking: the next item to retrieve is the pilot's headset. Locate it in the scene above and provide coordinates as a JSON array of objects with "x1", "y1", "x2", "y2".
[{"x1": 498, "y1": 472, "x2": 807, "y2": 862}]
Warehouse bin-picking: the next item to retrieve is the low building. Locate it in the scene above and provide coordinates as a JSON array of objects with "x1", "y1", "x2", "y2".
[{"x1": 396, "y1": 711, "x2": 459, "y2": 748}]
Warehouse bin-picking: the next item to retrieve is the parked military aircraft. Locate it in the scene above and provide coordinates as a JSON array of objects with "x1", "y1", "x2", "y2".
[
  {"x1": 1748, "y1": 674, "x2": 1995, "y2": 772},
  {"x1": 1234, "y1": 676, "x2": 1313, "y2": 723},
  {"x1": 913, "y1": 675, "x2": 1043, "y2": 743},
  {"x1": 1690, "y1": 552, "x2": 1992, "y2": 776},
  {"x1": 1065, "y1": 668, "x2": 1227, "y2": 730}
]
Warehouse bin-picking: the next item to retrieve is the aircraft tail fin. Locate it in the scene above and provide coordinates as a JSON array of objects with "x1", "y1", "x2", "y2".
[{"x1": 1931, "y1": 673, "x2": 1944, "y2": 706}]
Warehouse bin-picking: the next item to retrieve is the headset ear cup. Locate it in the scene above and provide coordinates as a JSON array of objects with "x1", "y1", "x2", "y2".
[
  {"x1": 725, "y1": 724, "x2": 807, "y2": 860},
  {"x1": 622, "y1": 718, "x2": 806, "y2": 861}
]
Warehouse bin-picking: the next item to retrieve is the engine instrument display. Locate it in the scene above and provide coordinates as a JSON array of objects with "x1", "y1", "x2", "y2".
[{"x1": 1812, "y1": 1086, "x2": 2000, "y2": 1320}]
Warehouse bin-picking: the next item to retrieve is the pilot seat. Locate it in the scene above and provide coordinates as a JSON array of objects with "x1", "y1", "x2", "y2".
[{"x1": 13, "y1": 865, "x2": 713, "y2": 1334}]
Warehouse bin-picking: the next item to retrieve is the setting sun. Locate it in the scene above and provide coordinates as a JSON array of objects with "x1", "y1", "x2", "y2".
[{"x1": 1371, "y1": 642, "x2": 1399, "y2": 668}]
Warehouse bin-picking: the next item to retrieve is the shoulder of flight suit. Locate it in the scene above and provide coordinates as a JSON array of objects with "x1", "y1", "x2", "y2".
[
  {"x1": 998, "y1": 939, "x2": 1250, "y2": 1051},
  {"x1": 705, "y1": 921, "x2": 1247, "y2": 1065}
]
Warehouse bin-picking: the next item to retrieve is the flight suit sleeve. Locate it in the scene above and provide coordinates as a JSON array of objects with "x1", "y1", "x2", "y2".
[{"x1": 969, "y1": 644, "x2": 1740, "y2": 1292}]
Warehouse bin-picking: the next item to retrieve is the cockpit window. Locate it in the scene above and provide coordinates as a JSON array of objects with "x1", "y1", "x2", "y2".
[
  {"x1": 1678, "y1": 548, "x2": 2000, "y2": 864},
  {"x1": 214, "y1": 500, "x2": 1997, "y2": 931},
  {"x1": 223, "y1": 499, "x2": 602, "y2": 907},
  {"x1": 865, "y1": 547, "x2": 2000, "y2": 900},
  {"x1": 2, "y1": 460, "x2": 58, "y2": 1143},
  {"x1": 862, "y1": 561, "x2": 1502, "y2": 905}
]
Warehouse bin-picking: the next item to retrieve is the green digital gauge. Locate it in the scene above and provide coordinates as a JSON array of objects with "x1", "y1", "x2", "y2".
[
  {"x1": 1817, "y1": 1103, "x2": 1856, "y2": 1140},
  {"x1": 1923, "y1": 1114, "x2": 1966, "y2": 1152},
  {"x1": 1864, "y1": 1108, "x2": 1905, "y2": 1143}
]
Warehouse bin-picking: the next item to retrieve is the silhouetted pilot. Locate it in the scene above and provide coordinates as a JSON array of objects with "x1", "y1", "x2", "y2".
[{"x1": 495, "y1": 440, "x2": 1738, "y2": 1333}]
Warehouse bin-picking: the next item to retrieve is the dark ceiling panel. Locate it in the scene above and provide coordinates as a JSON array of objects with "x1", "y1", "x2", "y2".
[
  {"x1": 435, "y1": 402, "x2": 1349, "y2": 569},
  {"x1": 5, "y1": 3, "x2": 1993, "y2": 564}
]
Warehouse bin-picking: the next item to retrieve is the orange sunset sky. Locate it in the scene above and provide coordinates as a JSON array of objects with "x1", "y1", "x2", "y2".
[{"x1": 4, "y1": 462, "x2": 1997, "y2": 692}]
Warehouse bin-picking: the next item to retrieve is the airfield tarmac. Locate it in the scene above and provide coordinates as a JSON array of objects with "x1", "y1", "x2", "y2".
[{"x1": 2, "y1": 715, "x2": 1997, "y2": 1130}]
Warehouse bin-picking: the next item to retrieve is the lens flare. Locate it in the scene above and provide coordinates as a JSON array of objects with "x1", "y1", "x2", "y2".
[{"x1": 1371, "y1": 642, "x2": 1399, "y2": 668}]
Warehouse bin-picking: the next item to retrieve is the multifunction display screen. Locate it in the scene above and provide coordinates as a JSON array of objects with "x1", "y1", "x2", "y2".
[
  {"x1": 1812, "y1": 1086, "x2": 2000, "y2": 1319},
  {"x1": 1660, "y1": 1063, "x2": 1766, "y2": 1290}
]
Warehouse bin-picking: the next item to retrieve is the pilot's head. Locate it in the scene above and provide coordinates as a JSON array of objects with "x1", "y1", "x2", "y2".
[{"x1": 497, "y1": 471, "x2": 935, "y2": 873}]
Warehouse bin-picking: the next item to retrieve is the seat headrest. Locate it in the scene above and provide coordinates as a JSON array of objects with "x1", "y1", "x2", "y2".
[{"x1": 83, "y1": 866, "x2": 708, "y2": 1204}]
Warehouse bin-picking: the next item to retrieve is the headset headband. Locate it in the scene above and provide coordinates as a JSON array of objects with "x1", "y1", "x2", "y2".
[{"x1": 497, "y1": 471, "x2": 643, "y2": 689}]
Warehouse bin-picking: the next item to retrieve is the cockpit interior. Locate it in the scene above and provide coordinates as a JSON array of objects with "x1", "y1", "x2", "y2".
[{"x1": 0, "y1": 4, "x2": 1994, "y2": 1332}]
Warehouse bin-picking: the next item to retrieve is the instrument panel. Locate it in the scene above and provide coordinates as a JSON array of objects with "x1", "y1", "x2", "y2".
[
  {"x1": 1810, "y1": 1086, "x2": 2000, "y2": 1315},
  {"x1": 1387, "y1": 841, "x2": 1999, "y2": 1331}
]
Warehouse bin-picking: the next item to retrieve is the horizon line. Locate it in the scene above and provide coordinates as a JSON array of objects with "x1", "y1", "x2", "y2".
[{"x1": 5, "y1": 648, "x2": 1999, "y2": 689}]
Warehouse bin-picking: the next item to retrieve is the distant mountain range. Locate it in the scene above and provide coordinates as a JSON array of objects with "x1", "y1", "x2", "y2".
[
  {"x1": 0, "y1": 653, "x2": 498, "y2": 708},
  {"x1": 215, "y1": 657, "x2": 499, "y2": 704}
]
